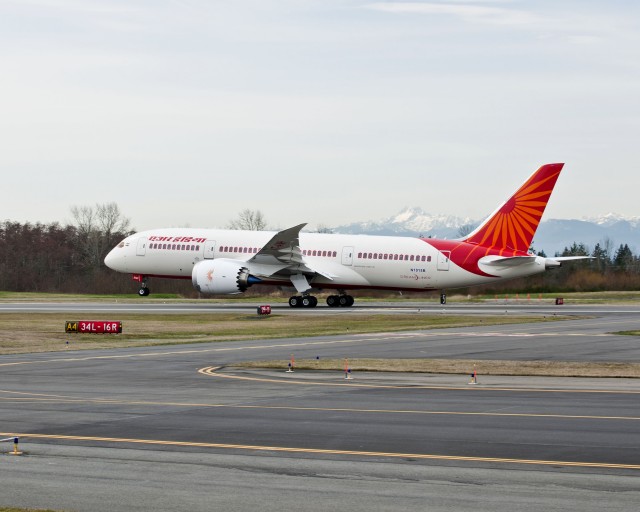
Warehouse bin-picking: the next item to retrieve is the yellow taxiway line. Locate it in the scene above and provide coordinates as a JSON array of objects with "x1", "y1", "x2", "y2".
[{"x1": 2, "y1": 431, "x2": 639, "y2": 471}]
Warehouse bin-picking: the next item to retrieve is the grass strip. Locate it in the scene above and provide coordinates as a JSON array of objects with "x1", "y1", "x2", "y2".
[
  {"x1": 0, "y1": 313, "x2": 565, "y2": 355},
  {"x1": 233, "y1": 358, "x2": 640, "y2": 378}
]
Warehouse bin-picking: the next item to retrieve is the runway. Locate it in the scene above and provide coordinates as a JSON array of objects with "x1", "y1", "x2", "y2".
[
  {"x1": 1, "y1": 302, "x2": 640, "y2": 511},
  {"x1": 2, "y1": 299, "x2": 640, "y2": 317}
]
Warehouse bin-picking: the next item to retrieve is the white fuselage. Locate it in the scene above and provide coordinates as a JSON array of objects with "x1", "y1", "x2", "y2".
[{"x1": 105, "y1": 228, "x2": 547, "y2": 293}]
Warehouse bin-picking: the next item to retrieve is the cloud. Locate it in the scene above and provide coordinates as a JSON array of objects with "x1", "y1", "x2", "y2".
[
  {"x1": 4, "y1": 0, "x2": 141, "y2": 15},
  {"x1": 365, "y1": 1, "x2": 540, "y2": 26}
]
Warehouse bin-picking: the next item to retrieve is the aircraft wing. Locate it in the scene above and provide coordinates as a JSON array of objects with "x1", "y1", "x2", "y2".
[
  {"x1": 250, "y1": 223, "x2": 307, "y2": 266},
  {"x1": 246, "y1": 224, "x2": 335, "y2": 289}
]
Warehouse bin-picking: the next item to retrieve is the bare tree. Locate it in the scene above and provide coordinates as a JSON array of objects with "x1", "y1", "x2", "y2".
[
  {"x1": 70, "y1": 205, "x2": 95, "y2": 237},
  {"x1": 71, "y1": 202, "x2": 132, "y2": 270},
  {"x1": 96, "y1": 202, "x2": 131, "y2": 250},
  {"x1": 228, "y1": 209, "x2": 267, "y2": 231},
  {"x1": 97, "y1": 203, "x2": 130, "y2": 236}
]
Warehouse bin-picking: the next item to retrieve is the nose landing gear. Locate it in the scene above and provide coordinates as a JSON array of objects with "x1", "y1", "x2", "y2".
[{"x1": 133, "y1": 274, "x2": 150, "y2": 296}]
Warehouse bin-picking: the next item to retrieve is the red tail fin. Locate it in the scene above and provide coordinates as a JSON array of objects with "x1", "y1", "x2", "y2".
[{"x1": 462, "y1": 163, "x2": 564, "y2": 253}]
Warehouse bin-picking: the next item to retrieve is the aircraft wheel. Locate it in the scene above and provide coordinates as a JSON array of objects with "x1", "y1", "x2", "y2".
[
  {"x1": 289, "y1": 296, "x2": 302, "y2": 308},
  {"x1": 302, "y1": 296, "x2": 317, "y2": 308},
  {"x1": 138, "y1": 287, "x2": 149, "y2": 297},
  {"x1": 338, "y1": 295, "x2": 354, "y2": 307},
  {"x1": 326, "y1": 295, "x2": 339, "y2": 307}
]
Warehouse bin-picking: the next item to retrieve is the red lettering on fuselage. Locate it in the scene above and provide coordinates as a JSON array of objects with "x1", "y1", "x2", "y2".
[{"x1": 149, "y1": 235, "x2": 207, "y2": 243}]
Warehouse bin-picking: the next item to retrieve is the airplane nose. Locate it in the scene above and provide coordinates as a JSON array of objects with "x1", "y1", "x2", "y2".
[
  {"x1": 104, "y1": 244, "x2": 126, "y2": 271},
  {"x1": 104, "y1": 248, "x2": 117, "y2": 270}
]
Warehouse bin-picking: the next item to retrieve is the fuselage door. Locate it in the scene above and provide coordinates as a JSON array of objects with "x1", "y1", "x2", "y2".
[
  {"x1": 136, "y1": 237, "x2": 147, "y2": 256},
  {"x1": 437, "y1": 250, "x2": 450, "y2": 271},
  {"x1": 204, "y1": 240, "x2": 216, "y2": 260},
  {"x1": 342, "y1": 246, "x2": 354, "y2": 266}
]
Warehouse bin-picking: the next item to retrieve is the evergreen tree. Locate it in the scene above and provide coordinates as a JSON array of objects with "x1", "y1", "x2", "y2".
[
  {"x1": 591, "y1": 242, "x2": 610, "y2": 273},
  {"x1": 613, "y1": 244, "x2": 634, "y2": 272}
]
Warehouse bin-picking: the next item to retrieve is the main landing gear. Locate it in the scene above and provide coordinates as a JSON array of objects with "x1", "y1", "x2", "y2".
[
  {"x1": 288, "y1": 295, "x2": 318, "y2": 308},
  {"x1": 326, "y1": 294, "x2": 354, "y2": 308},
  {"x1": 287, "y1": 294, "x2": 355, "y2": 308}
]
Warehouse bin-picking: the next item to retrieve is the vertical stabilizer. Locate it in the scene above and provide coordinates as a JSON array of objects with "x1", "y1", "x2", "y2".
[{"x1": 462, "y1": 163, "x2": 564, "y2": 253}]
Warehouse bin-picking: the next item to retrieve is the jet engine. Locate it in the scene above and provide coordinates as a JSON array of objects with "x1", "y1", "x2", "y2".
[{"x1": 192, "y1": 259, "x2": 261, "y2": 295}]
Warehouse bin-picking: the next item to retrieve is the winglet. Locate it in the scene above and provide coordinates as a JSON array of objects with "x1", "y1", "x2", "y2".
[{"x1": 462, "y1": 163, "x2": 564, "y2": 253}]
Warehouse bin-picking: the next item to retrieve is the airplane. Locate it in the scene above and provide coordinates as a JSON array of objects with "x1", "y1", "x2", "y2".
[{"x1": 104, "y1": 163, "x2": 585, "y2": 307}]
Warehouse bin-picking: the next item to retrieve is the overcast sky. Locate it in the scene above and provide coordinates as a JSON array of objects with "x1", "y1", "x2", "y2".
[{"x1": 2, "y1": 0, "x2": 639, "y2": 231}]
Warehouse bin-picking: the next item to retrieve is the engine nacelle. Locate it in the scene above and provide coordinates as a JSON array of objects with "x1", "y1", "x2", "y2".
[{"x1": 192, "y1": 259, "x2": 260, "y2": 295}]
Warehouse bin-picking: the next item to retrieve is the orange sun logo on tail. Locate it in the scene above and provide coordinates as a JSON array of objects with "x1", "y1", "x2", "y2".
[{"x1": 463, "y1": 163, "x2": 564, "y2": 254}]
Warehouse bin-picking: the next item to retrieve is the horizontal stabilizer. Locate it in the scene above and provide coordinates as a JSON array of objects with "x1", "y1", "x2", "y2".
[
  {"x1": 544, "y1": 256, "x2": 592, "y2": 268},
  {"x1": 480, "y1": 255, "x2": 538, "y2": 268}
]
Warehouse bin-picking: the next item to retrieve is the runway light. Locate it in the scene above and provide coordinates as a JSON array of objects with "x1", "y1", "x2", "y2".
[
  {"x1": 469, "y1": 364, "x2": 478, "y2": 385},
  {"x1": 13, "y1": 437, "x2": 22, "y2": 456},
  {"x1": 0, "y1": 436, "x2": 22, "y2": 456},
  {"x1": 344, "y1": 358, "x2": 352, "y2": 380}
]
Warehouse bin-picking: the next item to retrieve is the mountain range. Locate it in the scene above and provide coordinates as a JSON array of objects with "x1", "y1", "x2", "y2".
[{"x1": 329, "y1": 208, "x2": 640, "y2": 256}]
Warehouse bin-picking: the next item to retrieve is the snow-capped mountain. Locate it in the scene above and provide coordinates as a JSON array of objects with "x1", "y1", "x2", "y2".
[
  {"x1": 332, "y1": 207, "x2": 473, "y2": 239},
  {"x1": 583, "y1": 213, "x2": 640, "y2": 228},
  {"x1": 387, "y1": 207, "x2": 475, "y2": 234},
  {"x1": 329, "y1": 208, "x2": 640, "y2": 255}
]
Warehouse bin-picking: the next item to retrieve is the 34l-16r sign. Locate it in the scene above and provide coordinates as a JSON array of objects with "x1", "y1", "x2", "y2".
[{"x1": 65, "y1": 321, "x2": 122, "y2": 334}]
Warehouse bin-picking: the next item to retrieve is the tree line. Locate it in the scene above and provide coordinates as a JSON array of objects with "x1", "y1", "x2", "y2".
[
  {"x1": 1, "y1": 206, "x2": 639, "y2": 296},
  {"x1": 0, "y1": 204, "x2": 134, "y2": 294}
]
